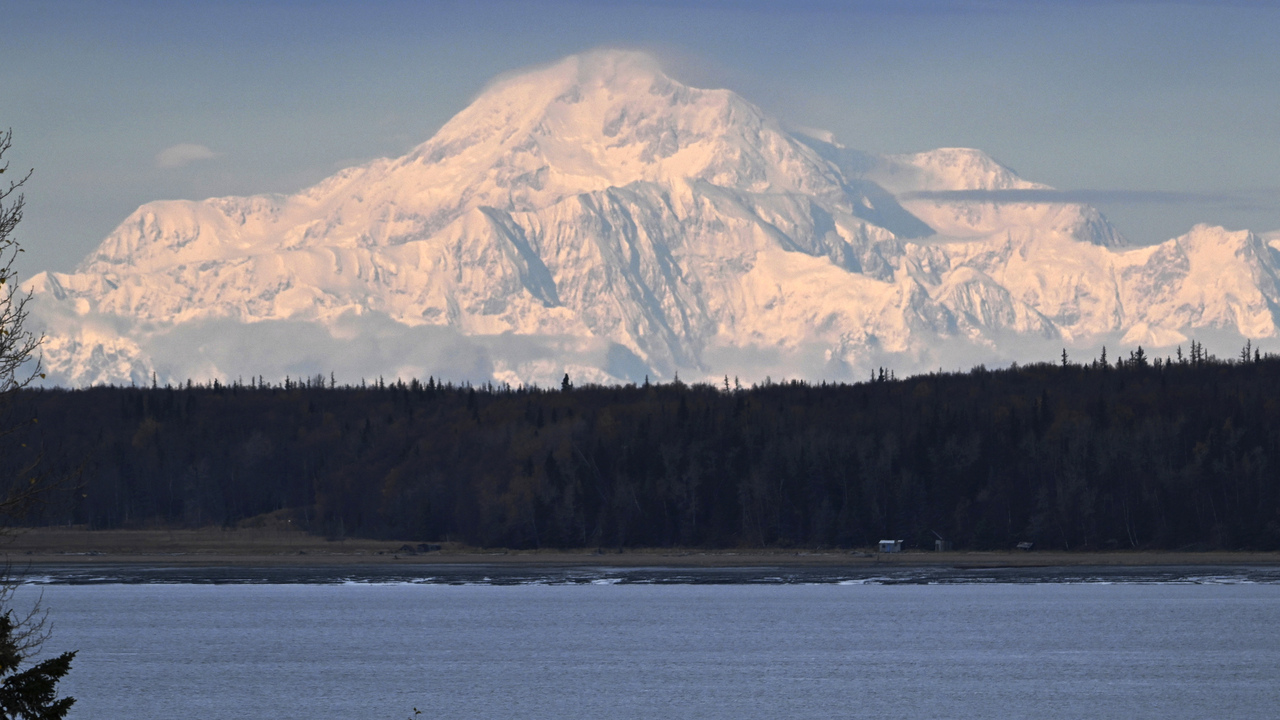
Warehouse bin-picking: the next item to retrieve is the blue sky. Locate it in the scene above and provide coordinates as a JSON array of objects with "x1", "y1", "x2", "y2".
[{"x1": 6, "y1": 0, "x2": 1279, "y2": 273}]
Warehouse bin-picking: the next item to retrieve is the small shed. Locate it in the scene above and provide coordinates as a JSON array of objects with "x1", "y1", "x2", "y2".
[
  {"x1": 934, "y1": 539, "x2": 952, "y2": 552},
  {"x1": 878, "y1": 539, "x2": 903, "y2": 553}
]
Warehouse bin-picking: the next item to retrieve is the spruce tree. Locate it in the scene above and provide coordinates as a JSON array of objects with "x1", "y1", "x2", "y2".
[
  {"x1": 0, "y1": 132, "x2": 77, "y2": 720},
  {"x1": 0, "y1": 611, "x2": 75, "y2": 720}
]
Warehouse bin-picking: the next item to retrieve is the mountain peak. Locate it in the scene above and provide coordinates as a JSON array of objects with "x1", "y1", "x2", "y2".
[
  {"x1": 427, "y1": 48, "x2": 687, "y2": 151},
  {"x1": 398, "y1": 48, "x2": 844, "y2": 208},
  {"x1": 31, "y1": 52, "x2": 1267, "y2": 390}
]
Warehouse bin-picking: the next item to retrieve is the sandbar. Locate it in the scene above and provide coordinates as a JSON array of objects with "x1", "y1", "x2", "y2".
[{"x1": 3, "y1": 528, "x2": 1278, "y2": 569}]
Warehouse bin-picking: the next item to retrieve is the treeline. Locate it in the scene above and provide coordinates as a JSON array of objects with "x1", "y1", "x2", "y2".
[{"x1": 5, "y1": 345, "x2": 1280, "y2": 551}]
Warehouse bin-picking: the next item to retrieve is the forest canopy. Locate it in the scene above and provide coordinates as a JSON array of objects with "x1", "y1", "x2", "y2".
[{"x1": 9, "y1": 345, "x2": 1280, "y2": 552}]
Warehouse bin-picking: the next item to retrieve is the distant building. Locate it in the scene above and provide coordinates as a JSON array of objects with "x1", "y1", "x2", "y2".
[
  {"x1": 934, "y1": 539, "x2": 952, "y2": 552},
  {"x1": 878, "y1": 539, "x2": 903, "y2": 553}
]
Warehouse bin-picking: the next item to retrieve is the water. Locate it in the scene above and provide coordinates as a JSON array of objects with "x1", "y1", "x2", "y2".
[{"x1": 15, "y1": 567, "x2": 1280, "y2": 719}]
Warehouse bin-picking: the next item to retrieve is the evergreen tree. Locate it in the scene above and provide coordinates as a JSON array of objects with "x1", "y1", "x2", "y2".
[
  {"x1": 0, "y1": 135, "x2": 77, "y2": 719},
  {"x1": 0, "y1": 611, "x2": 75, "y2": 720}
]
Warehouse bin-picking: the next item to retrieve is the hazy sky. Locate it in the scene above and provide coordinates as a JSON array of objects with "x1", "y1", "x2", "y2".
[{"x1": 6, "y1": 0, "x2": 1279, "y2": 274}]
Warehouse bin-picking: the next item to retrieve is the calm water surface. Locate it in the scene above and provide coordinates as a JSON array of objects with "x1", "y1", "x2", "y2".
[{"x1": 17, "y1": 571, "x2": 1280, "y2": 720}]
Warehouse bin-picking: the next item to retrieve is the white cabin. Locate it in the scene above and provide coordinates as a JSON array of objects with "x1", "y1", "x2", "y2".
[{"x1": 878, "y1": 539, "x2": 903, "y2": 553}]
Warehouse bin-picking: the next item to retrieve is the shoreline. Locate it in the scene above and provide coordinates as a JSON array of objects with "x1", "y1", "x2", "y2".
[{"x1": 5, "y1": 528, "x2": 1280, "y2": 569}]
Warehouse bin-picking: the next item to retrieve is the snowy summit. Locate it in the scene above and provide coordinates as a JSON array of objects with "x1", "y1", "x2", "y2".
[{"x1": 25, "y1": 50, "x2": 1280, "y2": 386}]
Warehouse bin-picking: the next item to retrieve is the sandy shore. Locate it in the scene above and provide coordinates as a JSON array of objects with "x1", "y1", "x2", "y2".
[{"x1": 3, "y1": 527, "x2": 1278, "y2": 568}]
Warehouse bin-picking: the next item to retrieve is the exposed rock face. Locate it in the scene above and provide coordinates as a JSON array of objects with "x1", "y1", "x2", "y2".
[{"x1": 25, "y1": 50, "x2": 1280, "y2": 386}]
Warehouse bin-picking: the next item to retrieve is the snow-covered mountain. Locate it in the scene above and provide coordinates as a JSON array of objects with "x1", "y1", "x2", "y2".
[{"x1": 25, "y1": 50, "x2": 1280, "y2": 387}]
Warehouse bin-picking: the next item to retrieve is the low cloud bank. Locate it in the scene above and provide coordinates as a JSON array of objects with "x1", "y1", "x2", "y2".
[
  {"x1": 29, "y1": 302, "x2": 1268, "y2": 390},
  {"x1": 134, "y1": 313, "x2": 654, "y2": 389},
  {"x1": 901, "y1": 188, "x2": 1263, "y2": 210},
  {"x1": 155, "y1": 143, "x2": 218, "y2": 169}
]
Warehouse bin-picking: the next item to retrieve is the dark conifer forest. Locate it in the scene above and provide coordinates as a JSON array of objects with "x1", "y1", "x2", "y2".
[{"x1": 6, "y1": 345, "x2": 1280, "y2": 551}]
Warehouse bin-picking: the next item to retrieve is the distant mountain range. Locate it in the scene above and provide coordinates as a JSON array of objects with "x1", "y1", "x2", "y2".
[{"x1": 26, "y1": 50, "x2": 1280, "y2": 387}]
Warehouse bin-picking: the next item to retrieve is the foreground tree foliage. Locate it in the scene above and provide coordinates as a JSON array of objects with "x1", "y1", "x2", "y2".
[
  {"x1": 11, "y1": 350, "x2": 1280, "y2": 551},
  {"x1": 0, "y1": 128, "x2": 52, "y2": 522},
  {"x1": 0, "y1": 130, "x2": 74, "y2": 720},
  {"x1": 0, "y1": 607, "x2": 75, "y2": 720},
  {"x1": 0, "y1": 129, "x2": 42, "y2": 400}
]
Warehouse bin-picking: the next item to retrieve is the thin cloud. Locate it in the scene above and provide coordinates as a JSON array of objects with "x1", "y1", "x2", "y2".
[
  {"x1": 155, "y1": 143, "x2": 219, "y2": 169},
  {"x1": 900, "y1": 188, "x2": 1268, "y2": 210}
]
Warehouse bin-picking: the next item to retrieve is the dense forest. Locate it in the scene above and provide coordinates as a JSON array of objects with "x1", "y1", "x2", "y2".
[{"x1": 4, "y1": 343, "x2": 1280, "y2": 551}]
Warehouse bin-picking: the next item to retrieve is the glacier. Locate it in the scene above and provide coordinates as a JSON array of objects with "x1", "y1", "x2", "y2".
[{"x1": 23, "y1": 50, "x2": 1280, "y2": 387}]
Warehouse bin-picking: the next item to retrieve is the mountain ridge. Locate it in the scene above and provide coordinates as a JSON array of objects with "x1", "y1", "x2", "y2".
[{"x1": 25, "y1": 50, "x2": 1280, "y2": 387}]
